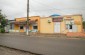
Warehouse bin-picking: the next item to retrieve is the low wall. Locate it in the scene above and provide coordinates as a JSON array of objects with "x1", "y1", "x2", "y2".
[{"x1": 67, "y1": 32, "x2": 85, "y2": 37}]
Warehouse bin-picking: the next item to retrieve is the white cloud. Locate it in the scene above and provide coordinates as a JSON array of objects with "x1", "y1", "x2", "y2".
[{"x1": 0, "y1": 0, "x2": 85, "y2": 20}]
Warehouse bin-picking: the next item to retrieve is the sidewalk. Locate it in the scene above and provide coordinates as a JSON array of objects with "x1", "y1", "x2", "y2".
[
  {"x1": 0, "y1": 32, "x2": 85, "y2": 39},
  {"x1": 0, "y1": 32, "x2": 67, "y2": 37}
]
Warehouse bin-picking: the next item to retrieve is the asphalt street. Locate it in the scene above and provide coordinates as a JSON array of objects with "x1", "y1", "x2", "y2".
[{"x1": 0, "y1": 34, "x2": 85, "y2": 55}]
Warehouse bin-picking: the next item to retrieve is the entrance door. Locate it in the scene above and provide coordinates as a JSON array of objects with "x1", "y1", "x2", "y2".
[
  {"x1": 68, "y1": 25, "x2": 73, "y2": 32},
  {"x1": 54, "y1": 22, "x2": 60, "y2": 33},
  {"x1": 73, "y1": 25, "x2": 77, "y2": 32}
]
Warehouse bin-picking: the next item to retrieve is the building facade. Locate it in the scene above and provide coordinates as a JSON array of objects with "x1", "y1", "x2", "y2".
[
  {"x1": 9, "y1": 16, "x2": 40, "y2": 32},
  {"x1": 9, "y1": 14, "x2": 83, "y2": 34},
  {"x1": 40, "y1": 14, "x2": 83, "y2": 34}
]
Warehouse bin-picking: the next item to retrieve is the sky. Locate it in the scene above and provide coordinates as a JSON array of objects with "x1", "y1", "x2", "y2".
[{"x1": 0, "y1": 0, "x2": 85, "y2": 20}]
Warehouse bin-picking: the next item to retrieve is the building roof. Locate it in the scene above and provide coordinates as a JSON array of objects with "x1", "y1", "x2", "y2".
[
  {"x1": 50, "y1": 14, "x2": 60, "y2": 17},
  {"x1": 15, "y1": 16, "x2": 40, "y2": 19},
  {"x1": 41, "y1": 14, "x2": 82, "y2": 18},
  {"x1": 10, "y1": 20, "x2": 37, "y2": 25}
]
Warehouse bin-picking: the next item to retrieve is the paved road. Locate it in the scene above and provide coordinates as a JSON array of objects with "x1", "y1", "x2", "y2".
[
  {"x1": 0, "y1": 46, "x2": 33, "y2": 55},
  {"x1": 0, "y1": 34, "x2": 85, "y2": 55}
]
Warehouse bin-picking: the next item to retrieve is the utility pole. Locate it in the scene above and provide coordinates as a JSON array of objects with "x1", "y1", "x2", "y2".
[{"x1": 26, "y1": 0, "x2": 29, "y2": 35}]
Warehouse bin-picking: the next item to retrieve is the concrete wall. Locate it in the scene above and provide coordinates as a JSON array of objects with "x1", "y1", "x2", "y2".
[
  {"x1": 61, "y1": 15, "x2": 83, "y2": 34},
  {"x1": 30, "y1": 16, "x2": 40, "y2": 32},
  {"x1": 14, "y1": 16, "x2": 40, "y2": 32},
  {"x1": 40, "y1": 17, "x2": 54, "y2": 33},
  {"x1": 40, "y1": 15, "x2": 83, "y2": 34},
  {"x1": 12, "y1": 15, "x2": 83, "y2": 33}
]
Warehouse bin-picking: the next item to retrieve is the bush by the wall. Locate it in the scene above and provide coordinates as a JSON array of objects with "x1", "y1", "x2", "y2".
[{"x1": 0, "y1": 28, "x2": 5, "y2": 33}]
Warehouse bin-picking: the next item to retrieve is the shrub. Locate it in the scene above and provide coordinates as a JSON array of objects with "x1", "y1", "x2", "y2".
[{"x1": 0, "y1": 28, "x2": 5, "y2": 33}]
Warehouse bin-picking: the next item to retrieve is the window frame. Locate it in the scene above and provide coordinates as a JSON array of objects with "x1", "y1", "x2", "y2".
[
  {"x1": 33, "y1": 26, "x2": 38, "y2": 30},
  {"x1": 10, "y1": 24, "x2": 14, "y2": 29},
  {"x1": 66, "y1": 24, "x2": 73, "y2": 30},
  {"x1": 20, "y1": 26, "x2": 24, "y2": 29}
]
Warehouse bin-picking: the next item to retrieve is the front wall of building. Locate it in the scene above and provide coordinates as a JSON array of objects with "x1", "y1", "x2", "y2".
[
  {"x1": 40, "y1": 15, "x2": 83, "y2": 34},
  {"x1": 15, "y1": 18, "x2": 27, "y2": 22},
  {"x1": 60, "y1": 20, "x2": 68, "y2": 34},
  {"x1": 14, "y1": 16, "x2": 40, "y2": 32},
  {"x1": 72, "y1": 15, "x2": 83, "y2": 32},
  {"x1": 11, "y1": 15, "x2": 83, "y2": 33},
  {"x1": 61, "y1": 15, "x2": 83, "y2": 34},
  {"x1": 30, "y1": 16, "x2": 40, "y2": 32},
  {"x1": 14, "y1": 24, "x2": 19, "y2": 30},
  {"x1": 40, "y1": 18, "x2": 54, "y2": 33},
  {"x1": 14, "y1": 24, "x2": 25, "y2": 32}
]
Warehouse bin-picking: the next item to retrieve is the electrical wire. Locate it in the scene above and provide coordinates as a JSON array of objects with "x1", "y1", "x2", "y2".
[{"x1": 29, "y1": 0, "x2": 85, "y2": 15}]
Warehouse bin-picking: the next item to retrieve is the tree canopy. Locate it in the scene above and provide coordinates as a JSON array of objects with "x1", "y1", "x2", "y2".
[
  {"x1": 0, "y1": 10, "x2": 7, "y2": 33},
  {"x1": 83, "y1": 21, "x2": 85, "y2": 29}
]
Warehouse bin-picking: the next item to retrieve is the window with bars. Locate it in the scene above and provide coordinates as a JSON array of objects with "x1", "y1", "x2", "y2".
[
  {"x1": 66, "y1": 24, "x2": 72, "y2": 29},
  {"x1": 20, "y1": 26, "x2": 23, "y2": 29},
  {"x1": 33, "y1": 26, "x2": 37, "y2": 29}
]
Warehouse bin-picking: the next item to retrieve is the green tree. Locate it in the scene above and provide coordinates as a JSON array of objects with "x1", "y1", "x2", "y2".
[
  {"x1": 83, "y1": 21, "x2": 85, "y2": 29},
  {"x1": 0, "y1": 10, "x2": 7, "y2": 33}
]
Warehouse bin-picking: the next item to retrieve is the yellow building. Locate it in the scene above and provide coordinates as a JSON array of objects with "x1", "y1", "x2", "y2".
[
  {"x1": 40, "y1": 14, "x2": 83, "y2": 34},
  {"x1": 9, "y1": 16, "x2": 40, "y2": 32},
  {"x1": 9, "y1": 14, "x2": 83, "y2": 34}
]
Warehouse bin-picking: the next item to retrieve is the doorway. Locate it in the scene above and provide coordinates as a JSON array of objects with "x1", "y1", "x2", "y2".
[{"x1": 54, "y1": 22, "x2": 60, "y2": 33}]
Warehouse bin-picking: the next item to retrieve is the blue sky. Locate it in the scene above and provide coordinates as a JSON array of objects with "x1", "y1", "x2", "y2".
[{"x1": 0, "y1": 0, "x2": 85, "y2": 20}]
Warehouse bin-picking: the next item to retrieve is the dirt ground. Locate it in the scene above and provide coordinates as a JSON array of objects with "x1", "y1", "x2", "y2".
[{"x1": 0, "y1": 46, "x2": 34, "y2": 55}]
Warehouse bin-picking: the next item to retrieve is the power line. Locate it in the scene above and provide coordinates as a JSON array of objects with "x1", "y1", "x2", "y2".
[
  {"x1": 31, "y1": 0, "x2": 60, "y2": 10},
  {"x1": 29, "y1": 0, "x2": 85, "y2": 15},
  {"x1": 30, "y1": 0, "x2": 67, "y2": 14},
  {"x1": 30, "y1": 0, "x2": 85, "y2": 10}
]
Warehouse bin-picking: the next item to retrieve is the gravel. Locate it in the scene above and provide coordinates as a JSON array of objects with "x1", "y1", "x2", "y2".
[{"x1": 0, "y1": 46, "x2": 34, "y2": 55}]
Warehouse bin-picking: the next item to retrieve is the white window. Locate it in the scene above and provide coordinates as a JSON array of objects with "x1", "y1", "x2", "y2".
[{"x1": 66, "y1": 24, "x2": 72, "y2": 29}]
